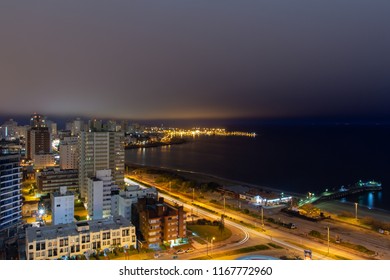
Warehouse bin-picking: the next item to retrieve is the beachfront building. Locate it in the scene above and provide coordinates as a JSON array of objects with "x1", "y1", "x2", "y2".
[
  {"x1": 132, "y1": 197, "x2": 186, "y2": 249},
  {"x1": 25, "y1": 216, "x2": 136, "y2": 260},
  {"x1": 111, "y1": 185, "x2": 157, "y2": 221},
  {"x1": 240, "y1": 191, "x2": 292, "y2": 206},
  {"x1": 220, "y1": 185, "x2": 292, "y2": 206},
  {"x1": 51, "y1": 187, "x2": 74, "y2": 225}
]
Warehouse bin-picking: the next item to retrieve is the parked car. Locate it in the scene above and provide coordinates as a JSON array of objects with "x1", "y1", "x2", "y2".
[{"x1": 185, "y1": 248, "x2": 194, "y2": 253}]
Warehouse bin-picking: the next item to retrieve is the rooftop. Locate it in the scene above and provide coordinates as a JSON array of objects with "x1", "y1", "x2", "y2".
[{"x1": 26, "y1": 216, "x2": 134, "y2": 243}]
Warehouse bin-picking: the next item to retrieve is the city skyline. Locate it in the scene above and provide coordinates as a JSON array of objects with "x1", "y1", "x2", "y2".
[{"x1": 1, "y1": 1, "x2": 390, "y2": 120}]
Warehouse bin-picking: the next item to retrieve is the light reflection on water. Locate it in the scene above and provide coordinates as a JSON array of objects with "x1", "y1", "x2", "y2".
[
  {"x1": 345, "y1": 191, "x2": 383, "y2": 210},
  {"x1": 125, "y1": 127, "x2": 390, "y2": 211},
  {"x1": 368, "y1": 192, "x2": 374, "y2": 209}
]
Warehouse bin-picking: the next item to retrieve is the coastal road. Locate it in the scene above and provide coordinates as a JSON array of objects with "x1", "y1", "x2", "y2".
[
  {"x1": 127, "y1": 178, "x2": 338, "y2": 260},
  {"x1": 260, "y1": 208, "x2": 390, "y2": 259},
  {"x1": 159, "y1": 192, "x2": 250, "y2": 246},
  {"x1": 160, "y1": 192, "x2": 341, "y2": 260},
  {"x1": 126, "y1": 176, "x2": 388, "y2": 260}
]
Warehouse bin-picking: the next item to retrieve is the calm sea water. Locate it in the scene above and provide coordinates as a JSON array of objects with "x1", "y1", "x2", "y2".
[{"x1": 125, "y1": 124, "x2": 390, "y2": 211}]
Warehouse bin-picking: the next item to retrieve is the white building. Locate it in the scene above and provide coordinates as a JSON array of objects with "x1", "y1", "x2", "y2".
[
  {"x1": 71, "y1": 118, "x2": 84, "y2": 136},
  {"x1": 25, "y1": 216, "x2": 136, "y2": 260},
  {"x1": 51, "y1": 187, "x2": 74, "y2": 225},
  {"x1": 78, "y1": 131, "x2": 124, "y2": 199},
  {"x1": 87, "y1": 170, "x2": 116, "y2": 220},
  {"x1": 45, "y1": 120, "x2": 57, "y2": 136},
  {"x1": 14, "y1": 125, "x2": 29, "y2": 139},
  {"x1": 59, "y1": 137, "x2": 78, "y2": 170},
  {"x1": 111, "y1": 185, "x2": 157, "y2": 221}
]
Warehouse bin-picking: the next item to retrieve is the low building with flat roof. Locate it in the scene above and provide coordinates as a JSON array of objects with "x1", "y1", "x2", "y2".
[
  {"x1": 111, "y1": 185, "x2": 157, "y2": 221},
  {"x1": 25, "y1": 216, "x2": 136, "y2": 260},
  {"x1": 36, "y1": 168, "x2": 78, "y2": 194}
]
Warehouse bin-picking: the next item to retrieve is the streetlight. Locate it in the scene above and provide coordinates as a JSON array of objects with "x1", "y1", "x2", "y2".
[
  {"x1": 327, "y1": 226, "x2": 330, "y2": 254},
  {"x1": 354, "y1": 202, "x2": 358, "y2": 220},
  {"x1": 210, "y1": 237, "x2": 215, "y2": 257},
  {"x1": 261, "y1": 207, "x2": 264, "y2": 228}
]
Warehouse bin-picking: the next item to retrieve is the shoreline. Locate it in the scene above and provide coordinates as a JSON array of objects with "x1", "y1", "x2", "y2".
[
  {"x1": 126, "y1": 162, "x2": 390, "y2": 223},
  {"x1": 126, "y1": 162, "x2": 304, "y2": 197},
  {"x1": 315, "y1": 200, "x2": 390, "y2": 223},
  {"x1": 125, "y1": 138, "x2": 187, "y2": 150}
]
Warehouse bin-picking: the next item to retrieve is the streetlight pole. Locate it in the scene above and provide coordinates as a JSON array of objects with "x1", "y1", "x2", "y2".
[
  {"x1": 192, "y1": 188, "x2": 194, "y2": 202},
  {"x1": 327, "y1": 226, "x2": 330, "y2": 254},
  {"x1": 355, "y1": 202, "x2": 358, "y2": 220},
  {"x1": 261, "y1": 207, "x2": 264, "y2": 228},
  {"x1": 206, "y1": 237, "x2": 209, "y2": 257},
  {"x1": 211, "y1": 237, "x2": 215, "y2": 258}
]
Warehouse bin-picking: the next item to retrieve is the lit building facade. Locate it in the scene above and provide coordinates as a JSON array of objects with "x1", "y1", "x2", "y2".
[
  {"x1": 25, "y1": 216, "x2": 136, "y2": 260},
  {"x1": 26, "y1": 127, "x2": 51, "y2": 161},
  {"x1": 132, "y1": 197, "x2": 186, "y2": 249},
  {"x1": 51, "y1": 187, "x2": 74, "y2": 225},
  {"x1": 78, "y1": 131, "x2": 124, "y2": 199},
  {"x1": 33, "y1": 153, "x2": 56, "y2": 169},
  {"x1": 0, "y1": 119, "x2": 18, "y2": 140},
  {"x1": 36, "y1": 168, "x2": 78, "y2": 194},
  {"x1": 111, "y1": 185, "x2": 157, "y2": 221},
  {"x1": 0, "y1": 150, "x2": 22, "y2": 235},
  {"x1": 87, "y1": 170, "x2": 116, "y2": 220},
  {"x1": 59, "y1": 137, "x2": 78, "y2": 170}
]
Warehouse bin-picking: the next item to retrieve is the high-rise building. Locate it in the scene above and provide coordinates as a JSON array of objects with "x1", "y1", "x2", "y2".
[
  {"x1": 78, "y1": 131, "x2": 124, "y2": 199},
  {"x1": 30, "y1": 113, "x2": 46, "y2": 128},
  {"x1": 14, "y1": 125, "x2": 29, "y2": 140},
  {"x1": 0, "y1": 119, "x2": 18, "y2": 140},
  {"x1": 26, "y1": 127, "x2": 51, "y2": 161},
  {"x1": 89, "y1": 119, "x2": 103, "y2": 132},
  {"x1": 59, "y1": 137, "x2": 78, "y2": 170},
  {"x1": 45, "y1": 120, "x2": 57, "y2": 136},
  {"x1": 87, "y1": 169, "x2": 116, "y2": 220},
  {"x1": 51, "y1": 187, "x2": 74, "y2": 225},
  {"x1": 0, "y1": 148, "x2": 22, "y2": 236},
  {"x1": 71, "y1": 118, "x2": 84, "y2": 136},
  {"x1": 27, "y1": 113, "x2": 51, "y2": 161}
]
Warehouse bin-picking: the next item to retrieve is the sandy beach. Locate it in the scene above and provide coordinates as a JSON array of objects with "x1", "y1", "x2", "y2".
[{"x1": 315, "y1": 200, "x2": 390, "y2": 223}]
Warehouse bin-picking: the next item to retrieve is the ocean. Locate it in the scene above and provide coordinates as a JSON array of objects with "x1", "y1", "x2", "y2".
[{"x1": 125, "y1": 124, "x2": 390, "y2": 212}]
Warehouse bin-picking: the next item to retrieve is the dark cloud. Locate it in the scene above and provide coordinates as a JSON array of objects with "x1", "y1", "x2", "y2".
[{"x1": 1, "y1": 0, "x2": 390, "y2": 119}]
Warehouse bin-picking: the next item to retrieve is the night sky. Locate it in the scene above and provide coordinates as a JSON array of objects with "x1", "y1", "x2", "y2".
[{"x1": 1, "y1": 1, "x2": 390, "y2": 120}]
